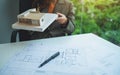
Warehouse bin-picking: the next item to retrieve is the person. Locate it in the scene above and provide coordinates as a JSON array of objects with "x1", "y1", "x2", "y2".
[{"x1": 19, "y1": 0, "x2": 75, "y2": 40}]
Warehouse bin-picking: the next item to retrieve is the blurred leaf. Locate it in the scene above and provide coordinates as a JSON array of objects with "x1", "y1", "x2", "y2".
[{"x1": 71, "y1": 0, "x2": 120, "y2": 45}]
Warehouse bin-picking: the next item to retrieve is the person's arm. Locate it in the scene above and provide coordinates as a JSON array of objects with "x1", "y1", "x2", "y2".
[{"x1": 56, "y1": 2, "x2": 75, "y2": 34}]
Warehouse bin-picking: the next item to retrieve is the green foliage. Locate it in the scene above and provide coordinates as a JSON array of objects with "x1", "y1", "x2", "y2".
[{"x1": 71, "y1": 0, "x2": 120, "y2": 46}]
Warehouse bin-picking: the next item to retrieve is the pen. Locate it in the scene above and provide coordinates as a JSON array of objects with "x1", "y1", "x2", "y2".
[{"x1": 38, "y1": 51, "x2": 60, "y2": 68}]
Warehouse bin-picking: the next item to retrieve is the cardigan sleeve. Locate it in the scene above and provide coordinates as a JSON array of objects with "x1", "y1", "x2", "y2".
[{"x1": 61, "y1": 1, "x2": 75, "y2": 34}]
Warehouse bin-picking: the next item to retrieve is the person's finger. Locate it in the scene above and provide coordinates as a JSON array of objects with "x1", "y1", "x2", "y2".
[{"x1": 57, "y1": 12, "x2": 64, "y2": 17}]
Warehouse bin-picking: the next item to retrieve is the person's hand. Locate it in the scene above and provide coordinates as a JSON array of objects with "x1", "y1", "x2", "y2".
[{"x1": 56, "y1": 13, "x2": 68, "y2": 25}]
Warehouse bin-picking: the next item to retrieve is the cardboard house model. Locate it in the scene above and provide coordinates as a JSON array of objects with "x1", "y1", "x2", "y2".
[{"x1": 12, "y1": 9, "x2": 58, "y2": 32}]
